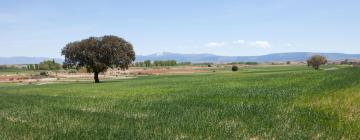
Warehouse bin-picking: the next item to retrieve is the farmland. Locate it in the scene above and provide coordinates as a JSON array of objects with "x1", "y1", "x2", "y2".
[{"x1": 1, "y1": 65, "x2": 360, "y2": 139}]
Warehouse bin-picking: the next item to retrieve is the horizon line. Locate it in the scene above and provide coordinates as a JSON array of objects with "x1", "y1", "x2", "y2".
[{"x1": 1, "y1": 51, "x2": 360, "y2": 59}]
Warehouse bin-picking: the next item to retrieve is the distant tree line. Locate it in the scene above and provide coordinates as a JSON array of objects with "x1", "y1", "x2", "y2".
[
  {"x1": 27, "y1": 64, "x2": 39, "y2": 70},
  {"x1": 154, "y1": 60, "x2": 177, "y2": 66},
  {"x1": 192, "y1": 62, "x2": 213, "y2": 66},
  {"x1": 0, "y1": 65, "x2": 25, "y2": 70},
  {"x1": 134, "y1": 60, "x2": 178, "y2": 67},
  {"x1": 27, "y1": 59, "x2": 62, "y2": 70},
  {"x1": 177, "y1": 62, "x2": 192, "y2": 65},
  {"x1": 228, "y1": 62, "x2": 258, "y2": 65}
]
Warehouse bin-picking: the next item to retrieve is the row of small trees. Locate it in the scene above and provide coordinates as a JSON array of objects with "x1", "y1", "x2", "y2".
[
  {"x1": 228, "y1": 62, "x2": 258, "y2": 65},
  {"x1": 0, "y1": 65, "x2": 21, "y2": 70},
  {"x1": 27, "y1": 59, "x2": 61, "y2": 70},
  {"x1": 134, "y1": 60, "x2": 177, "y2": 67}
]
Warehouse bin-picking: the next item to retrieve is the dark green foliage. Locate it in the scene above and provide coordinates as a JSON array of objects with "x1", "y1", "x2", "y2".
[
  {"x1": 144, "y1": 60, "x2": 151, "y2": 67},
  {"x1": 29, "y1": 64, "x2": 35, "y2": 70},
  {"x1": 177, "y1": 62, "x2": 192, "y2": 66},
  {"x1": 38, "y1": 60, "x2": 61, "y2": 70},
  {"x1": 0, "y1": 65, "x2": 19, "y2": 70},
  {"x1": 34, "y1": 64, "x2": 39, "y2": 70},
  {"x1": 153, "y1": 60, "x2": 177, "y2": 66},
  {"x1": 192, "y1": 63, "x2": 213, "y2": 66},
  {"x1": 231, "y1": 65, "x2": 238, "y2": 71},
  {"x1": 228, "y1": 62, "x2": 258, "y2": 65},
  {"x1": 307, "y1": 55, "x2": 327, "y2": 70},
  {"x1": 134, "y1": 62, "x2": 144, "y2": 67},
  {"x1": 61, "y1": 35, "x2": 135, "y2": 83},
  {"x1": 133, "y1": 60, "x2": 152, "y2": 67},
  {"x1": 39, "y1": 71, "x2": 48, "y2": 76},
  {"x1": 245, "y1": 62, "x2": 258, "y2": 65}
]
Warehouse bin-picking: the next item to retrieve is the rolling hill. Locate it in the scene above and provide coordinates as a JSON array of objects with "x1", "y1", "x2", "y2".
[
  {"x1": 1, "y1": 52, "x2": 360, "y2": 64},
  {"x1": 136, "y1": 52, "x2": 360, "y2": 63}
]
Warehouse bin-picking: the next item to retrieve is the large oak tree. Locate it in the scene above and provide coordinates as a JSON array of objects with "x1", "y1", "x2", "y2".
[{"x1": 61, "y1": 35, "x2": 135, "y2": 83}]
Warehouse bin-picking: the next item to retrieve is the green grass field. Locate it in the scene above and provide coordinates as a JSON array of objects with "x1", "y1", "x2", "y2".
[{"x1": 1, "y1": 66, "x2": 360, "y2": 139}]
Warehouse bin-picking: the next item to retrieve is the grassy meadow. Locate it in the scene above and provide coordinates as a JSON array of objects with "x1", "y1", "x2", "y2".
[{"x1": 1, "y1": 65, "x2": 360, "y2": 139}]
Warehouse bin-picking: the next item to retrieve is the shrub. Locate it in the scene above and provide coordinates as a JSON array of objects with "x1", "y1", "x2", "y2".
[
  {"x1": 232, "y1": 65, "x2": 239, "y2": 71},
  {"x1": 307, "y1": 55, "x2": 327, "y2": 70},
  {"x1": 39, "y1": 59, "x2": 61, "y2": 70},
  {"x1": 40, "y1": 72, "x2": 48, "y2": 76}
]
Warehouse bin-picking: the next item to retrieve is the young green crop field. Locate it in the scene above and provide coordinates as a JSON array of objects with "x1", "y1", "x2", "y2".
[{"x1": 1, "y1": 65, "x2": 360, "y2": 139}]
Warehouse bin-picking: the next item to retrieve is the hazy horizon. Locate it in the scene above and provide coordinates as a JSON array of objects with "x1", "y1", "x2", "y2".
[
  {"x1": 1, "y1": 0, "x2": 359, "y2": 57},
  {"x1": 2, "y1": 51, "x2": 360, "y2": 59}
]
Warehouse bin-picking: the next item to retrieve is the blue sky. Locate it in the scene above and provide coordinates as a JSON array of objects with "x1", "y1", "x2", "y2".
[{"x1": 0, "y1": 0, "x2": 359, "y2": 58}]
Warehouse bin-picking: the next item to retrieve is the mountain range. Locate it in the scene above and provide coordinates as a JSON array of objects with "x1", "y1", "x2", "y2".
[
  {"x1": 136, "y1": 52, "x2": 360, "y2": 63},
  {"x1": 1, "y1": 52, "x2": 360, "y2": 65}
]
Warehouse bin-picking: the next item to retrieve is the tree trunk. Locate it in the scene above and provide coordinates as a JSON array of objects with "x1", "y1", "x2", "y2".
[
  {"x1": 94, "y1": 72, "x2": 100, "y2": 83},
  {"x1": 314, "y1": 65, "x2": 319, "y2": 70}
]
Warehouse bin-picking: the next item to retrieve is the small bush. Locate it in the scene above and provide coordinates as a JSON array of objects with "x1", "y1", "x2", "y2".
[
  {"x1": 232, "y1": 65, "x2": 239, "y2": 71},
  {"x1": 40, "y1": 72, "x2": 48, "y2": 76}
]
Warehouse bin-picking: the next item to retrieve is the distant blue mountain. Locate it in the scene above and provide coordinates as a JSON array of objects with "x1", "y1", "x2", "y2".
[
  {"x1": 1, "y1": 52, "x2": 360, "y2": 64},
  {"x1": 136, "y1": 52, "x2": 360, "y2": 63}
]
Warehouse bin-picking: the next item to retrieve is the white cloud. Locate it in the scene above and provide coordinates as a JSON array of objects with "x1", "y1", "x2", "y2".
[
  {"x1": 232, "y1": 40, "x2": 245, "y2": 44},
  {"x1": 205, "y1": 42, "x2": 227, "y2": 47},
  {"x1": 249, "y1": 41, "x2": 271, "y2": 48}
]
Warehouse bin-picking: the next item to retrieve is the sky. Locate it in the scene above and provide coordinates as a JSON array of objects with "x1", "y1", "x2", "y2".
[{"x1": 0, "y1": 0, "x2": 359, "y2": 58}]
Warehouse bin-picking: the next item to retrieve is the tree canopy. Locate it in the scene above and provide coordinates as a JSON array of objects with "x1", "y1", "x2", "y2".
[
  {"x1": 307, "y1": 55, "x2": 327, "y2": 70},
  {"x1": 38, "y1": 59, "x2": 61, "y2": 70},
  {"x1": 61, "y1": 35, "x2": 135, "y2": 83}
]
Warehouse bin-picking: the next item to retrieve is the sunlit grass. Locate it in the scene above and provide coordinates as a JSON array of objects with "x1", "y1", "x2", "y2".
[{"x1": 1, "y1": 66, "x2": 360, "y2": 139}]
